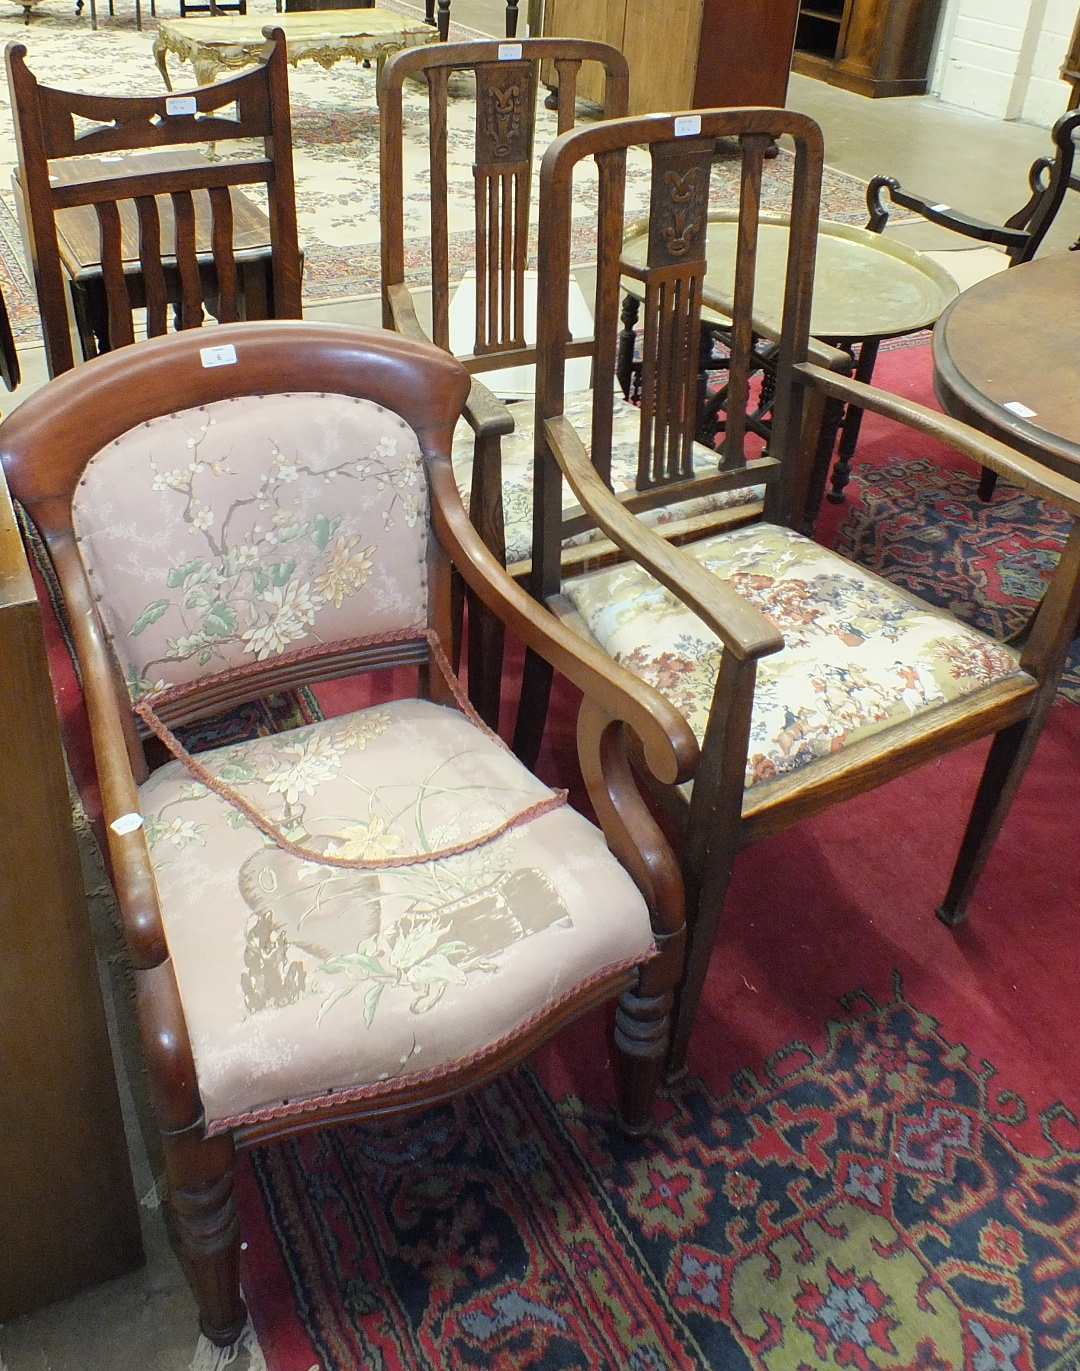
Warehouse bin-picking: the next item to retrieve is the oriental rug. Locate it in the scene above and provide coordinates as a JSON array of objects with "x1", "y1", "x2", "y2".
[
  {"x1": 237, "y1": 976, "x2": 1080, "y2": 1371},
  {"x1": 0, "y1": 0, "x2": 881, "y2": 343}
]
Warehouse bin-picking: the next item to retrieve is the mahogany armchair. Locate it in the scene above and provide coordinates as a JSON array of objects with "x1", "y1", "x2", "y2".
[
  {"x1": 525, "y1": 109, "x2": 1080, "y2": 1072},
  {"x1": 6, "y1": 31, "x2": 302, "y2": 378},
  {"x1": 0, "y1": 322, "x2": 691, "y2": 1347},
  {"x1": 866, "y1": 107, "x2": 1080, "y2": 267}
]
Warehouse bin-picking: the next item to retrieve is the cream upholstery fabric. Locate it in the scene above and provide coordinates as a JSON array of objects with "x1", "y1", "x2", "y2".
[
  {"x1": 452, "y1": 388, "x2": 763, "y2": 566},
  {"x1": 562, "y1": 522, "x2": 1029, "y2": 789},
  {"x1": 72, "y1": 393, "x2": 428, "y2": 701},
  {"x1": 139, "y1": 699, "x2": 654, "y2": 1129}
]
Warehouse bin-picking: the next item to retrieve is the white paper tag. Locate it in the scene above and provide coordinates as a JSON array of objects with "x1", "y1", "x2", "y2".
[
  {"x1": 201, "y1": 343, "x2": 238, "y2": 368},
  {"x1": 498, "y1": 42, "x2": 522, "y2": 60},
  {"x1": 930, "y1": 203, "x2": 950, "y2": 213},
  {"x1": 110, "y1": 812, "x2": 144, "y2": 835},
  {"x1": 98, "y1": 154, "x2": 124, "y2": 162},
  {"x1": 165, "y1": 94, "x2": 198, "y2": 116},
  {"x1": 673, "y1": 115, "x2": 702, "y2": 138},
  {"x1": 1003, "y1": 400, "x2": 1036, "y2": 418}
]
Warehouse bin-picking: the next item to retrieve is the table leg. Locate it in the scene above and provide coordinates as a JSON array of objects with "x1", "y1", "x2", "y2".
[
  {"x1": 616, "y1": 293, "x2": 640, "y2": 400},
  {"x1": 827, "y1": 336, "x2": 879, "y2": 503},
  {"x1": 801, "y1": 388, "x2": 849, "y2": 534},
  {"x1": 154, "y1": 37, "x2": 174, "y2": 91}
]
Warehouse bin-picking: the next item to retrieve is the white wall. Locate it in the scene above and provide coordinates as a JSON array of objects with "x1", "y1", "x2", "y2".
[{"x1": 930, "y1": 0, "x2": 1075, "y2": 126}]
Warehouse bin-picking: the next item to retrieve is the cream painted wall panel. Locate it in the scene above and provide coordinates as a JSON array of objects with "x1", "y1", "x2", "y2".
[{"x1": 931, "y1": 0, "x2": 1073, "y2": 126}]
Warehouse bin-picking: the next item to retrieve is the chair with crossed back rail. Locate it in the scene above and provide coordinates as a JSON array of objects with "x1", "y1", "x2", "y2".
[
  {"x1": 7, "y1": 30, "x2": 302, "y2": 379},
  {"x1": 525, "y1": 106, "x2": 1080, "y2": 1072}
]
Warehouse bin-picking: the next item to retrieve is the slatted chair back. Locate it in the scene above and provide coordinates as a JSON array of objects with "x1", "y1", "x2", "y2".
[
  {"x1": 530, "y1": 108, "x2": 825, "y2": 608},
  {"x1": 379, "y1": 38, "x2": 629, "y2": 367},
  {"x1": 6, "y1": 30, "x2": 302, "y2": 377}
]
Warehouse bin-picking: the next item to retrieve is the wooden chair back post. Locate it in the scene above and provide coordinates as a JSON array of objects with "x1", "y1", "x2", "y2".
[
  {"x1": 379, "y1": 38, "x2": 630, "y2": 366},
  {"x1": 1005, "y1": 108, "x2": 1080, "y2": 262},
  {"x1": 531, "y1": 108, "x2": 824, "y2": 606},
  {"x1": 5, "y1": 31, "x2": 302, "y2": 378}
]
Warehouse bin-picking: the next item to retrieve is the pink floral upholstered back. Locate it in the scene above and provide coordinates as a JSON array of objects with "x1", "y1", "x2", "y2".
[{"x1": 72, "y1": 393, "x2": 428, "y2": 701}]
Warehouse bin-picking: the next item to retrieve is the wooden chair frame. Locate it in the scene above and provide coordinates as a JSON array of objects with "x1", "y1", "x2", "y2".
[
  {"x1": 528, "y1": 110, "x2": 1080, "y2": 1073},
  {"x1": 0, "y1": 320, "x2": 693, "y2": 1347},
  {"x1": 866, "y1": 108, "x2": 1080, "y2": 265},
  {"x1": 6, "y1": 29, "x2": 302, "y2": 378},
  {"x1": 379, "y1": 38, "x2": 630, "y2": 724}
]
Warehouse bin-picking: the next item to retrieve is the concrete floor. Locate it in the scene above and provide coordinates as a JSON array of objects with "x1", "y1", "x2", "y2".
[{"x1": 1, "y1": 13, "x2": 1076, "y2": 1371}]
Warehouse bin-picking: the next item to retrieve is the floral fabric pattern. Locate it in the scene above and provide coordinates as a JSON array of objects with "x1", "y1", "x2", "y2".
[
  {"x1": 140, "y1": 698, "x2": 654, "y2": 1127},
  {"x1": 72, "y1": 393, "x2": 428, "y2": 700},
  {"x1": 562, "y1": 522, "x2": 1028, "y2": 790},
  {"x1": 452, "y1": 388, "x2": 764, "y2": 566}
]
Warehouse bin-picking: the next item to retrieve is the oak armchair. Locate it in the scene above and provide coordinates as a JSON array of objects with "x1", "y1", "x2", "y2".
[
  {"x1": 527, "y1": 110, "x2": 1080, "y2": 1072},
  {"x1": 0, "y1": 321, "x2": 691, "y2": 1347}
]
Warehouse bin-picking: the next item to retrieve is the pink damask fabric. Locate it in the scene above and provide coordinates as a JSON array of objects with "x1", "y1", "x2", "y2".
[
  {"x1": 72, "y1": 392, "x2": 429, "y2": 701},
  {"x1": 139, "y1": 699, "x2": 655, "y2": 1128}
]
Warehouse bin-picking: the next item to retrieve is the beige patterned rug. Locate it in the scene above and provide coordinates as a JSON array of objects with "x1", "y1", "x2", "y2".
[{"x1": 0, "y1": 0, "x2": 878, "y2": 341}]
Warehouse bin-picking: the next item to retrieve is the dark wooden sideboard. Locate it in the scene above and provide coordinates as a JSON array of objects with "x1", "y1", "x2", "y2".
[
  {"x1": 0, "y1": 468, "x2": 143, "y2": 1320},
  {"x1": 792, "y1": 0, "x2": 944, "y2": 97},
  {"x1": 542, "y1": 0, "x2": 800, "y2": 115}
]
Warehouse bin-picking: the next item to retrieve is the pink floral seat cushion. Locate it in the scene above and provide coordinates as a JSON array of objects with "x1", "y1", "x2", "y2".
[
  {"x1": 139, "y1": 698, "x2": 655, "y2": 1130},
  {"x1": 452, "y1": 388, "x2": 764, "y2": 567},
  {"x1": 560, "y1": 522, "x2": 1029, "y2": 790},
  {"x1": 71, "y1": 392, "x2": 429, "y2": 701}
]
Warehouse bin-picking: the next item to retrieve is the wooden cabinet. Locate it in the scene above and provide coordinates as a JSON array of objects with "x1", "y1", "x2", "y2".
[
  {"x1": 792, "y1": 0, "x2": 944, "y2": 98},
  {"x1": 0, "y1": 470, "x2": 143, "y2": 1319},
  {"x1": 542, "y1": 0, "x2": 800, "y2": 116}
]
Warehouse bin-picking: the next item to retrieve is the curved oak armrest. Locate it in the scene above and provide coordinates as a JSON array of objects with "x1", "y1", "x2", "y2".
[
  {"x1": 864, "y1": 175, "x2": 1026, "y2": 250},
  {"x1": 796, "y1": 362, "x2": 1080, "y2": 517},
  {"x1": 544, "y1": 415, "x2": 784, "y2": 664},
  {"x1": 426, "y1": 453, "x2": 700, "y2": 788},
  {"x1": 385, "y1": 282, "x2": 514, "y2": 440}
]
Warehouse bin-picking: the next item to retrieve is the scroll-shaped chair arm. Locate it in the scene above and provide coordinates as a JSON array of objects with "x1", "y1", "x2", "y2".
[
  {"x1": 545, "y1": 415, "x2": 785, "y2": 665},
  {"x1": 427, "y1": 452, "x2": 701, "y2": 789},
  {"x1": 385, "y1": 282, "x2": 515, "y2": 440},
  {"x1": 864, "y1": 175, "x2": 1028, "y2": 250}
]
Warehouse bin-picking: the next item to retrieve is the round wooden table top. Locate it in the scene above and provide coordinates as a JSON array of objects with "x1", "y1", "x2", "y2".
[{"x1": 932, "y1": 252, "x2": 1080, "y2": 478}]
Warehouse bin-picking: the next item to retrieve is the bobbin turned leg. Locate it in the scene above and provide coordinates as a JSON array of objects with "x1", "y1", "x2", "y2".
[{"x1": 163, "y1": 1122, "x2": 246, "y2": 1347}]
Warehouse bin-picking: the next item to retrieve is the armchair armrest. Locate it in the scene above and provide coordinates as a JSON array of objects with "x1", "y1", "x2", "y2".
[
  {"x1": 544, "y1": 415, "x2": 784, "y2": 664},
  {"x1": 426, "y1": 451, "x2": 700, "y2": 790},
  {"x1": 865, "y1": 175, "x2": 1027, "y2": 251},
  {"x1": 45, "y1": 531, "x2": 170, "y2": 971},
  {"x1": 385, "y1": 282, "x2": 514, "y2": 440},
  {"x1": 796, "y1": 362, "x2": 1080, "y2": 516}
]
